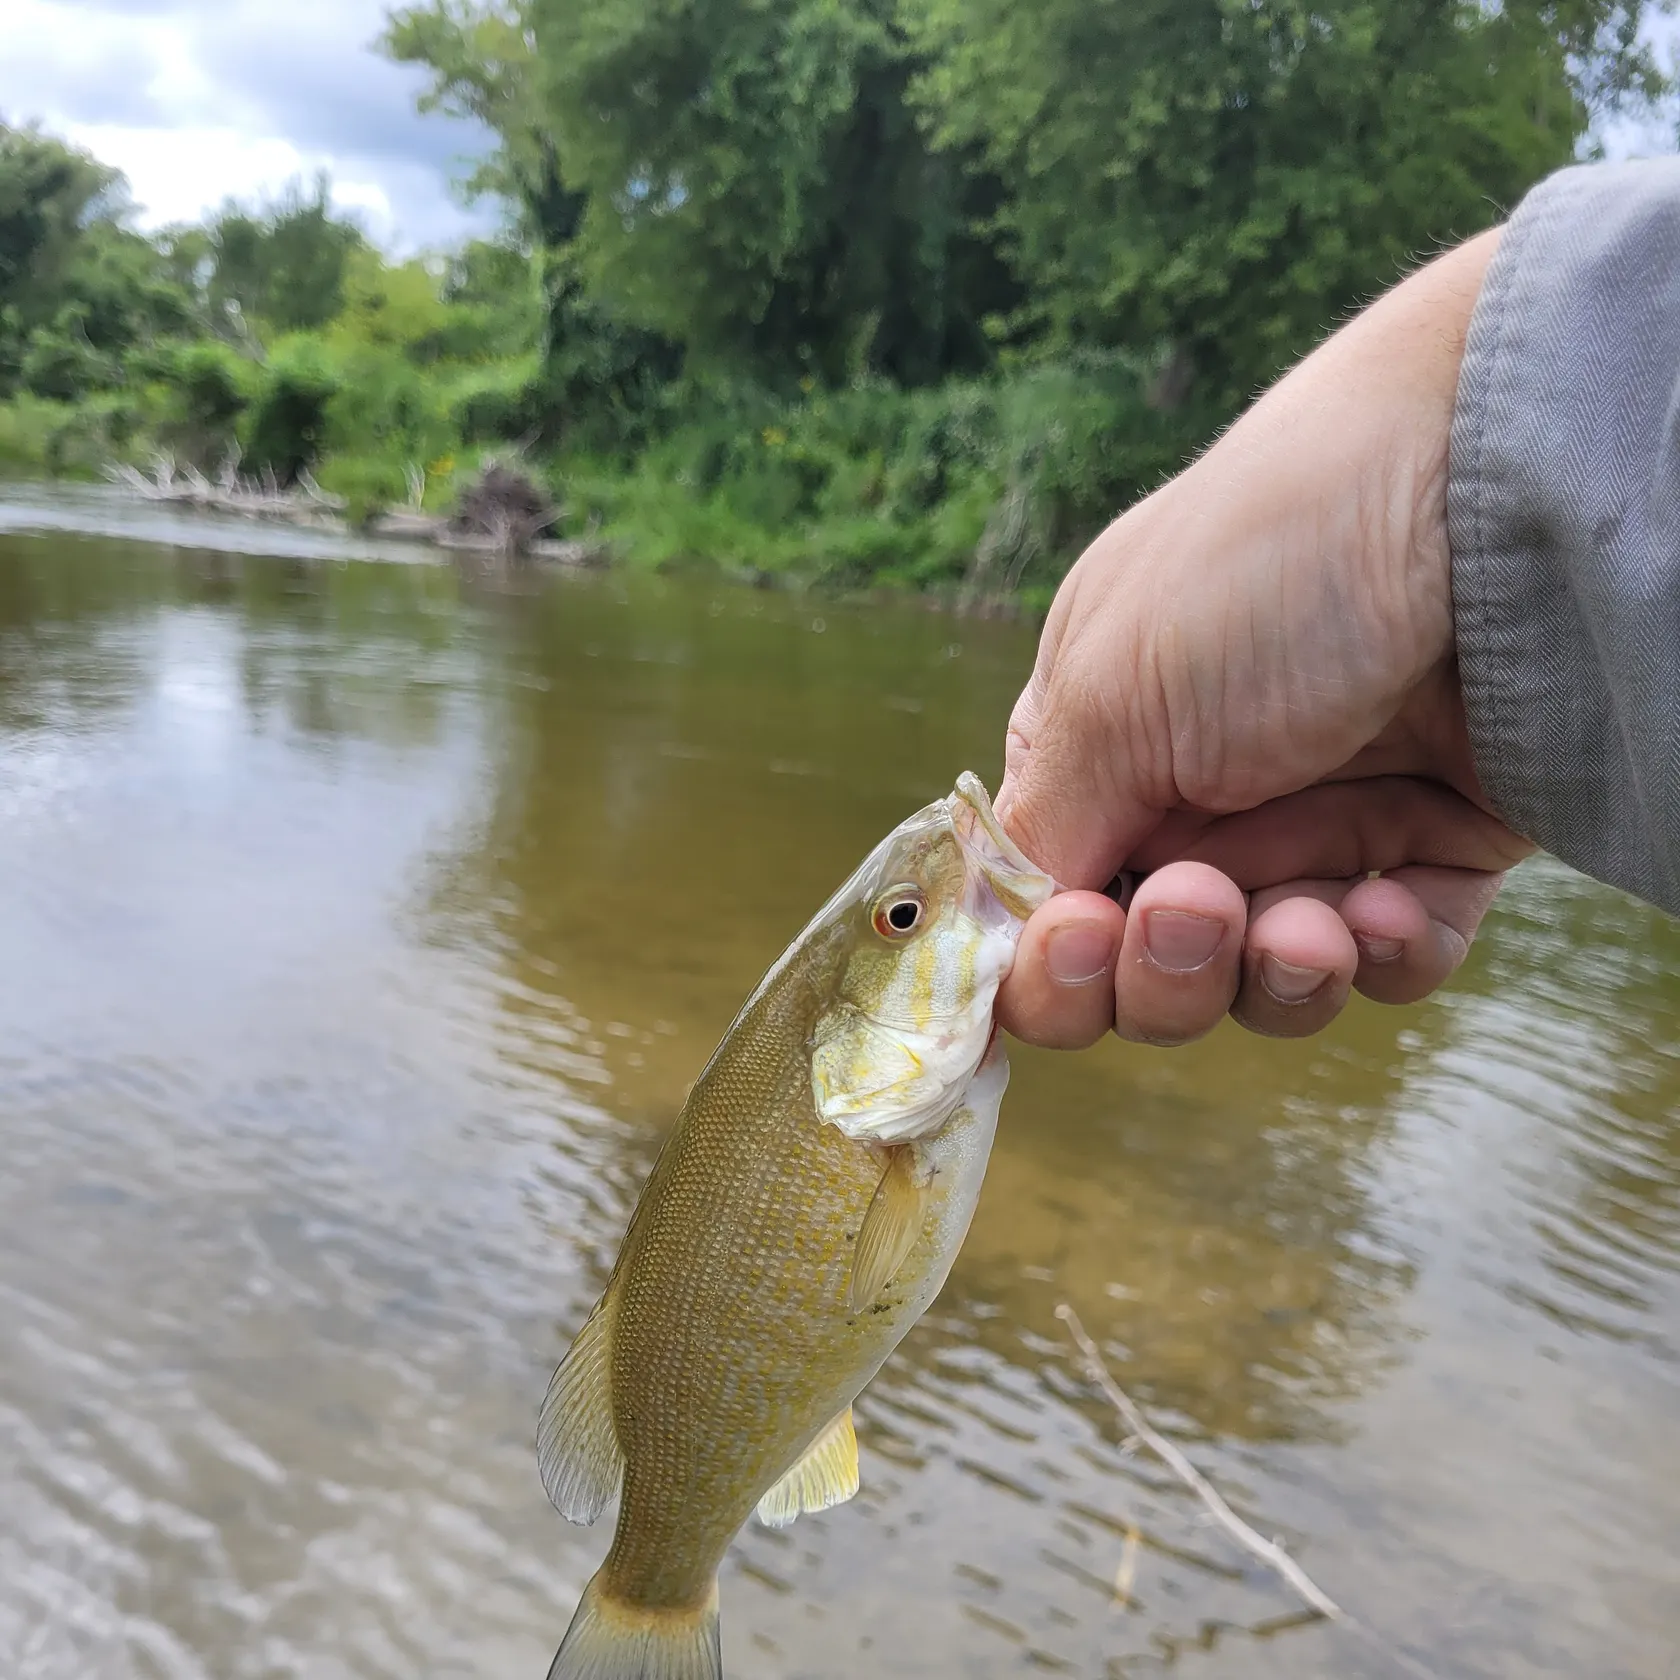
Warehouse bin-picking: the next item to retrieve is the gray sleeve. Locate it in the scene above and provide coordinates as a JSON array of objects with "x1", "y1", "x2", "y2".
[{"x1": 1449, "y1": 158, "x2": 1680, "y2": 914}]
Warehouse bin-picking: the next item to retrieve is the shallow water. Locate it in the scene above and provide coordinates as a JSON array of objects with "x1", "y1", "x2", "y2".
[{"x1": 1, "y1": 488, "x2": 1677, "y2": 1680}]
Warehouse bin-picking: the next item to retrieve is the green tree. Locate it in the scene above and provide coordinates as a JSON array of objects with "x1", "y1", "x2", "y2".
[
  {"x1": 0, "y1": 123, "x2": 122, "y2": 316},
  {"x1": 904, "y1": 0, "x2": 1672, "y2": 408},
  {"x1": 19, "y1": 225, "x2": 198, "y2": 399},
  {"x1": 438, "y1": 238, "x2": 546, "y2": 359},
  {"x1": 528, "y1": 0, "x2": 1018, "y2": 386},
  {"x1": 327, "y1": 246, "x2": 455, "y2": 357},
  {"x1": 381, "y1": 0, "x2": 587, "y2": 246},
  {"x1": 0, "y1": 122, "x2": 128, "y2": 391},
  {"x1": 382, "y1": 2, "x2": 684, "y2": 439},
  {"x1": 151, "y1": 224, "x2": 216, "y2": 304},
  {"x1": 208, "y1": 175, "x2": 365, "y2": 333}
]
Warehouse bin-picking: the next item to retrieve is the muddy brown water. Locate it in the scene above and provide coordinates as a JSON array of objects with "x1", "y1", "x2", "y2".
[{"x1": 1, "y1": 484, "x2": 1677, "y2": 1680}]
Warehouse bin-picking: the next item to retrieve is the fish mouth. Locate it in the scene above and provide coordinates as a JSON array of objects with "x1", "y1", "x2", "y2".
[{"x1": 947, "y1": 772, "x2": 1057, "y2": 922}]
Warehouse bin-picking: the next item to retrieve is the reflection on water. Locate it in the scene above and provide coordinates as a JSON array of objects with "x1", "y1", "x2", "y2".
[{"x1": 1, "y1": 507, "x2": 1678, "y2": 1680}]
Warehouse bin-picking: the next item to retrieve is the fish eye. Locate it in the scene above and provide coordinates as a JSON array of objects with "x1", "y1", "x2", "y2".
[{"x1": 871, "y1": 889, "x2": 926, "y2": 940}]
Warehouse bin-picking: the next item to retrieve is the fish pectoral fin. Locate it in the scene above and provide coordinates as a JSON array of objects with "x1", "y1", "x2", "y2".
[
  {"x1": 755, "y1": 1406, "x2": 859, "y2": 1529},
  {"x1": 849, "y1": 1146, "x2": 930, "y2": 1312},
  {"x1": 537, "y1": 1290, "x2": 625, "y2": 1525}
]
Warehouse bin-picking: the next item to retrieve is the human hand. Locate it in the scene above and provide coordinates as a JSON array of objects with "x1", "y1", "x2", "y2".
[{"x1": 996, "y1": 228, "x2": 1534, "y2": 1049}]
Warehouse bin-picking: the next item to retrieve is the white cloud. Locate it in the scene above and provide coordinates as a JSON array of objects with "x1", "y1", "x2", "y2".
[{"x1": 0, "y1": 0, "x2": 500, "y2": 252}]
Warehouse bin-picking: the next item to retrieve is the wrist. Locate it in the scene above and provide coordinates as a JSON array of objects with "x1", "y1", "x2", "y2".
[
  {"x1": 1378, "y1": 229, "x2": 1504, "y2": 806},
  {"x1": 1226, "y1": 225, "x2": 1503, "y2": 796},
  {"x1": 1378, "y1": 228, "x2": 1504, "y2": 687}
]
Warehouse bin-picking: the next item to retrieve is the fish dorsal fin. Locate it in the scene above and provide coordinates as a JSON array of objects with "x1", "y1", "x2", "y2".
[
  {"x1": 849, "y1": 1146, "x2": 929, "y2": 1312},
  {"x1": 537, "y1": 1290, "x2": 624, "y2": 1525},
  {"x1": 755, "y1": 1406, "x2": 859, "y2": 1529}
]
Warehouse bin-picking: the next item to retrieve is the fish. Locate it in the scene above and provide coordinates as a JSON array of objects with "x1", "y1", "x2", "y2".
[{"x1": 537, "y1": 771, "x2": 1055, "y2": 1680}]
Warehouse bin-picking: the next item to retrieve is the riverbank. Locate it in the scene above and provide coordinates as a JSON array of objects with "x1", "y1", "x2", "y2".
[
  {"x1": 0, "y1": 478, "x2": 1040, "y2": 624},
  {"x1": 0, "y1": 353, "x2": 1200, "y2": 612}
]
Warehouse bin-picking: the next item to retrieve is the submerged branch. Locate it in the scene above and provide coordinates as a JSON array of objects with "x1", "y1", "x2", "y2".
[{"x1": 1055, "y1": 1303, "x2": 1343, "y2": 1622}]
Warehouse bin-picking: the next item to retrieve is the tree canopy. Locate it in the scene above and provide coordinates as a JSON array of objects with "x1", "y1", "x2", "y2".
[
  {"x1": 381, "y1": 0, "x2": 1673, "y2": 406},
  {"x1": 524, "y1": 0, "x2": 1019, "y2": 386},
  {"x1": 206, "y1": 175, "x2": 367, "y2": 333},
  {"x1": 2, "y1": 2, "x2": 1676, "y2": 591},
  {"x1": 905, "y1": 0, "x2": 1667, "y2": 403},
  {"x1": 0, "y1": 123, "x2": 124, "y2": 321}
]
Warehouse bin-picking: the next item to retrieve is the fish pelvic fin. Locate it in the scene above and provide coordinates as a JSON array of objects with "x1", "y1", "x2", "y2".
[
  {"x1": 755, "y1": 1405, "x2": 860, "y2": 1529},
  {"x1": 547, "y1": 1570, "x2": 722, "y2": 1680},
  {"x1": 537, "y1": 1290, "x2": 624, "y2": 1525},
  {"x1": 849, "y1": 1145, "x2": 930, "y2": 1312}
]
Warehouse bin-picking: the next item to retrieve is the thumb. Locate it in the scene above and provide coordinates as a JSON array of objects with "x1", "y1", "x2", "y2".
[{"x1": 994, "y1": 655, "x2": 1163, "y2": 891}]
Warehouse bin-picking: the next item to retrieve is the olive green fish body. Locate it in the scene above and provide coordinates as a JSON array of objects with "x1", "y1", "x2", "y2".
[
  {"x1": 538, "y1": 774, "x2": 1050, "y2": 1680},
  {"x1": 603, "y1": 958, "x2": 1002, "y2": 1609}
]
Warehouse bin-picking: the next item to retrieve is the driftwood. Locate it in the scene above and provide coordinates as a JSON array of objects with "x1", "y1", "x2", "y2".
[
  {"x1": 367, "y1": 508, "x2": 442, "y2": 540},
  {"x1": 372, "y1": 461, "x2": 609, "y2": 567},
  {"x1": 104, "y1": 452, "x2": 610, "y2": 568},
  {"x1": 363, "y1": 515, "x2": 609, "y2": 568},
  {"x1": 368, "y1": 460, "x2": 561, "y2": 556},
  {"x1": 445, "y1": 460, "x2": 556, "y2": 553},
  {"x1": 104, "y1": 454, "x2": 345, "y2": 526},
  {"x1": 1055, "y1": 1303, "x2": 1343, "y2": 1622}
]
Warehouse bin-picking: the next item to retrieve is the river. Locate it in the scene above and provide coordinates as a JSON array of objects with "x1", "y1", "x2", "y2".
[{"x1": 1, "y1": 484, "x2": 1676, "y2": 1679}]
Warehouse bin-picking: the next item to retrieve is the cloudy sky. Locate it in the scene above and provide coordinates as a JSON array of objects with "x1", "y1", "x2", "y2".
[{"x1": 1, "y1": 0, "x2": 499, "y2": 252}]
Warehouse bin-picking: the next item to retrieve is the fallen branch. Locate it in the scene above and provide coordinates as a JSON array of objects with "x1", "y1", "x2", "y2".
[
  {"x1": 103, "y1": 454, "x2": 346, "y2": 523},
  {"x1": 1112, "y1": 1522, "x2": 1141, "y2": 1607},
  {"x1": 1055, "y1": 1303, "x2": 1342, "y2": 1622}
]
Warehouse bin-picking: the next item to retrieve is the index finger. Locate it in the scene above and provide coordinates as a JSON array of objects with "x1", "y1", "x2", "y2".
[{"x1": 994, "y1": 558, "x2": 1164, "y2": 889}]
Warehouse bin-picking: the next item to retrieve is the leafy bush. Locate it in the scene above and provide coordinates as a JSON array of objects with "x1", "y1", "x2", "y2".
[
  {"x1": 0, "y1": 391, "x2": 145, "y2": 476},
  {"x1": 20, "y1": 314, "x2": 124, "y2": 401},
  {"x1": 323, "y1": 343, "x2": 453, "y2": 468},
  {"x1": 557, "y1": 355, "x2": 1194, "y2": 597},
  {"x1": 529, "y1": 264, "x2": 682, "y2": 453},
  {"x1": 150, "y1": 339, "x2": 255, "y2": 464},
  {"x1": 448, "y1": 355, "x2": 542, "y2": 444},
  {"x1": 243, "y1": 337, "x2": 340, "y2": 481},
  {"x1": 0, "y1": 394, "x2": 70, "y2": 473},
  {"x1": 314, "y1": 452, "x2": 414, "y2": 527}
]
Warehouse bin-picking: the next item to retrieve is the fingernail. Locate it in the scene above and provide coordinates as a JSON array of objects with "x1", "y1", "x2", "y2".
[
  {"x1": 1355, "y1": 934, "x2": 1404, "y2": 964},
  {"x1": 1143, "y1": 910, "x2": 1224, "y2": 973},
  {"x1": 1045, "y1": 922, "x2": 1116, "y2": 986},
  {"x1": 1261, "y1": 955, "x2": 1329, "y2": 1004}
]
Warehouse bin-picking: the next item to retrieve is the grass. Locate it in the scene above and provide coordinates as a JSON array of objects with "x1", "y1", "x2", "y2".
[
  {"x1": 0, "y1": 395, "x2": 75, "y2": 475},
  {"x1": 548, "y1": 355, "x2": 1202, "y2": 605}
]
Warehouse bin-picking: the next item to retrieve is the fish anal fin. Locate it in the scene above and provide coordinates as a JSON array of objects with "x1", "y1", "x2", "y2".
[
  {"x1": 755, "y1": 1405, "x2": 860, "y2": 1530},
  {"x1": 547, "y1": 1570, "x2": 721, "y2": 1680},
  {"x1": 537, "y1": 1291, "x2": 624, "y2": 1525},
  {"x1": 849, "y1": 1146, "x2": 930, "y2": 1312}
]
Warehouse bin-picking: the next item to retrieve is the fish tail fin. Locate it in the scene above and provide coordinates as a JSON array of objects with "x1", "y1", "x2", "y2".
[{"x1": 547, "y1": 1570, "x2": 722, "y2": 1680}]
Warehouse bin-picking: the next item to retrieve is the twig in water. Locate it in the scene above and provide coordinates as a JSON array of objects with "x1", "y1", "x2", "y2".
[
  {"x1": 1112, "y1": 1523, "x2": 1141, "y2": 1608},
  {"x1": 1055, "y1": 1303, "x2": 1342, "y2": 1622}
]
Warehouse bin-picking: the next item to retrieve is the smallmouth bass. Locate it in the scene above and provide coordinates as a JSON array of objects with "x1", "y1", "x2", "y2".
[{"x1": 538, "y1": 772, "x2": 1054, "y2": 1679}]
